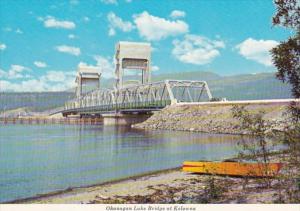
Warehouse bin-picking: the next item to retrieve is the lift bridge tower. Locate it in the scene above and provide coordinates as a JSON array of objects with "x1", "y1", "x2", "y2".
[
  {"x1": 115, "y1": 41, "x2": 151, "y2": 90},
  {"x1": 62, "y1": 40, "x2": 214, "y2": 122},
  {"x1": 75, "y1": 63, "x2": 101, "y2": 98}
]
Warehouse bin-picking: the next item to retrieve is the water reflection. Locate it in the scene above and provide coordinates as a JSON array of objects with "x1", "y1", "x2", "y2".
[{"x1": 0, "y1": 124, "x2": 244, "y2": 202}]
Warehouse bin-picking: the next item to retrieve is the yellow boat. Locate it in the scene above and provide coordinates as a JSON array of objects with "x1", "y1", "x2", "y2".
[{"x1": 182, "y1": 161, "x2": 282, "y2": 177}]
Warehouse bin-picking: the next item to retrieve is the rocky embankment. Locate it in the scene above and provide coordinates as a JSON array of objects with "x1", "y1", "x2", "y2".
[{"x1": 133, "y1": 103, "x2": 291, "y2": 134}]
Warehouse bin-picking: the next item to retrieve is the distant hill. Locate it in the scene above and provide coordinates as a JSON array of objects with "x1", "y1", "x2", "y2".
[
  {"x1": 152, "y1": 71, "x2": 222, "y2": 82},
  {"x1": 101, "y1": 71, "x2": 291, "y2": 100},
  {"x1": 100, "y1": 71, "x2": 222, "y2": 88},
  {"x1": 0, "y1": 71, "x2": 292, "y2": 112},
  {"x1": 208, "y1": 73, "x2": 292, "y2": 100},
  {"x1": 0, "y1": 92, "x2": 74, "y2": 112}
]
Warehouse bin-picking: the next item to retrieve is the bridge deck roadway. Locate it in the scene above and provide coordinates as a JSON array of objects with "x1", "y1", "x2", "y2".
[
  {"x1": 62, "y1": 80, "x2": 213, "y2": 116},
  {"x1": 62, "y1": 107, "x2": 163, "y2": 115},
  {"x1": 58, "y1": 98, "x2": 299, "y2": 117}
]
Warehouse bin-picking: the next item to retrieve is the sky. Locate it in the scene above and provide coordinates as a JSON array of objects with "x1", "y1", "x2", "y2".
[{"x1": 0, "y1": 0, "x2": 292, "y2": 92}]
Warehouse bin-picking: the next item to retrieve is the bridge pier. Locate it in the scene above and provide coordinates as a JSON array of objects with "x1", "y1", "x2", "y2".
[{"x1": 102, "y1": 113, "x2": 151, "y2": 126}]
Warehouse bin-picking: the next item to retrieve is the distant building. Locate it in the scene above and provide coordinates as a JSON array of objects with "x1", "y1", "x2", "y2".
[
  {"x1": 115, "y1": 41, "x2": 151, "y2": 90},
  {"x1": 75, "y1": 63, "x2": 101, "y2": 98}
]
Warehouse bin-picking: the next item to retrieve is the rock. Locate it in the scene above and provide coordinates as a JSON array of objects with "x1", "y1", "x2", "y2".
[
  {"x1": 95, "y1": 194, "x2": 109, "y2": 200},
  {"x1": 132, "y1": 104, "x2": 289, "y2": 135}
]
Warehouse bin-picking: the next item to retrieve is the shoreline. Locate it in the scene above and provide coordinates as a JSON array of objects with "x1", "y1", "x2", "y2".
[
  {"x1": 6, "y1": 164, "x2": 285, "y2": 204},
  {"x1": 6, "y1": 167, "x2": 181, "y2": 204},
  {"x1": 1, "y1": 102, "x2": 295, "y2": 204}
]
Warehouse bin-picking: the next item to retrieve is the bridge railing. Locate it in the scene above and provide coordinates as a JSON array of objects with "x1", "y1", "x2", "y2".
[{"x1": 64, "y1": 80, "x2": 212, "y2": 113}]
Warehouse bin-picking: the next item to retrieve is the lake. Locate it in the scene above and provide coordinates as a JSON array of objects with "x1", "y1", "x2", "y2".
[{"x1": 0, "y1": 123, "x2": 242, "y2": 202}]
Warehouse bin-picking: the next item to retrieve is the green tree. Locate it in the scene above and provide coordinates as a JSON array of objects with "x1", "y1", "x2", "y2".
[{"x1": 271, "y1": 0, "x2": 300, "y2": 99}]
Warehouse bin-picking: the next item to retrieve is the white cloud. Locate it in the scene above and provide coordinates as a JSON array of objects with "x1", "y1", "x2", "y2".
[
  {"x1": 133, "y1": 11, "x2": 189, "y2": 41},
  {"x1": 34, "y1": 61, "x2": 47, "y2": 68},
  {"x1": 0, "y1": 43, "x2": 6, "y2": 50},
  {"x1": 3, "y1": 27, "x2": 12, "y2": 32},
  {"x1": 1, "y1": 79, "x2": 47, "y2": 92},
  {"x1": 44, "y1": 16, "x2": 76, "y2": 29},
  {"x1": 94, "y1": 55, "x2": 114, "y2": 78},
  {"x1": 152, "y1": 65, "x2": 159, "y2": 71},
  {"x1": 68, "y1": 34, "x2": 76, "y2": 39},
  {"x1": 2, "y1": 27, "x2": 23, "y2": 34},
  {"x1": 83, "y1": 16, "x2": 90, "y2": 22},
  {"x1": 101, "y1": 0, "x2": 117, "y2": 4},
  {"x1": 11, "y1": 65, "x2": 28, "y2": 72},
  {"x1": 107, "y1": 12, "x2": 134, "y2": 36},
  {"x1": 41, "y1": 71, "x2": 66, "y2": 82},
  {"x1": 0, "y1": 69, "x2": 6, "y2": 78},
  {"x1": 170, "y1": 10, "x2": 186, "y2": 19},
  {"x1": 236, "y1": 38, "x2": 279, "y2": 66},
  {"x1": 9, "y1": 65, "x2": 31, "y2": 79},
  {"x1": 108, "y1": 28, "x2": 116, "y2": 36},
  {"x1": 172, "y1": 34, "x2": 225, "y2": 65},
  {"x1": 0, "y1": 80, "x2": 19, "y2": 92},
  {"x1": 37, "y1": 16, "x2": 44, "y2": 22},
  {"x1": 0, "y1": 70, "x2": 76, "y2": 92},
  {"x1": 55, "y1": 45, "x2": 81, "y2": 56},
  {"x1": 15, "y1": 28, "x2": 23, "y2": 34},
  {"x1": 78, "y1": 62, "x2": 101, "y2": 70},
  {"x1": 70, "y1": 0, "x2": 79, "y2": 5},
  {"x1": 42, "y1": 71, "x2": 76, "y2": 91},
  {"x1": 0, "y1": 65, "x2": 31, "y2": 79},
  {"x1": 10, "y1": 80, "x2": 46, "y2": 92}
]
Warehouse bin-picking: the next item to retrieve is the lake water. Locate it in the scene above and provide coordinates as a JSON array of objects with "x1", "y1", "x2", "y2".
[{"x1": 0, "y1": 124, "x2": 242, "y2": 202}]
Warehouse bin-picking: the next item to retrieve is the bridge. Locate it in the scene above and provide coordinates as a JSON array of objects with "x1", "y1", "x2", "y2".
[
  {"x1": 60, "y1": 42, "x2": 213, "y2": 124},
  {"x1": 63, "y1": 80, "x2": 212, "y2": 116}
]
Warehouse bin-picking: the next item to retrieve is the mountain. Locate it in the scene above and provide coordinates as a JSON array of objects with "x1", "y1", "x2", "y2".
[
  {"x1": 101, "y1": 71, "x2": 291, "y2": 100},
  {"x1": 100, "y1": 71, "x2": 222, "y2": 88},
  {"x1": 152, "y1": 71, "x2": 222, "y2": 82},
  {"x1": 208, "y1": 73, "x2": 291, "y2": 100},
  {"x1": 0, "y1": 92, "x2": 74, "y2": 112},
  {"x1": 0, "y1": 71, "x2": 292, "y2": 112}
]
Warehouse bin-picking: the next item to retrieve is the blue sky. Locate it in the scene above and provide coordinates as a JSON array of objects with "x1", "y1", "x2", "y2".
[{"x1": 0, "y1": 0, "x2": 292, "y2": 91}]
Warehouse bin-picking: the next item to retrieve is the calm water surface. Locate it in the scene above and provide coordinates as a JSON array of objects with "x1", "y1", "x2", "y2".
[{"x1": 0, "y1": 124, "x2": 243, "y2": 202}]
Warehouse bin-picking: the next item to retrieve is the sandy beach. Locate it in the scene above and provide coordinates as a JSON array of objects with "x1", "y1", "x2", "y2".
[{"x1": 10, "y1": 167, "x2": 282, "y2": 204}]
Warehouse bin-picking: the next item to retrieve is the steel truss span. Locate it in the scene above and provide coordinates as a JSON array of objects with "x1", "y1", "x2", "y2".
[{"x1": 63, "y1": 80, "x2": 212, "y2": 115}]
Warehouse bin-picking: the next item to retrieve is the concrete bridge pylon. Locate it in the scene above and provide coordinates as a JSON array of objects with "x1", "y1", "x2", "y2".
[
  {"x1": 115, "y1": 41, "x2": 151, "y2": 90},
  {"x1": 60, "y1": 41, "x2": 213, "y2": 125}
]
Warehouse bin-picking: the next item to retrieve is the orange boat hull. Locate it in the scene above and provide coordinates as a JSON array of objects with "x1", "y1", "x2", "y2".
[{"x1": 182, "y1": 161, "x2": 282, "y2": 177}]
